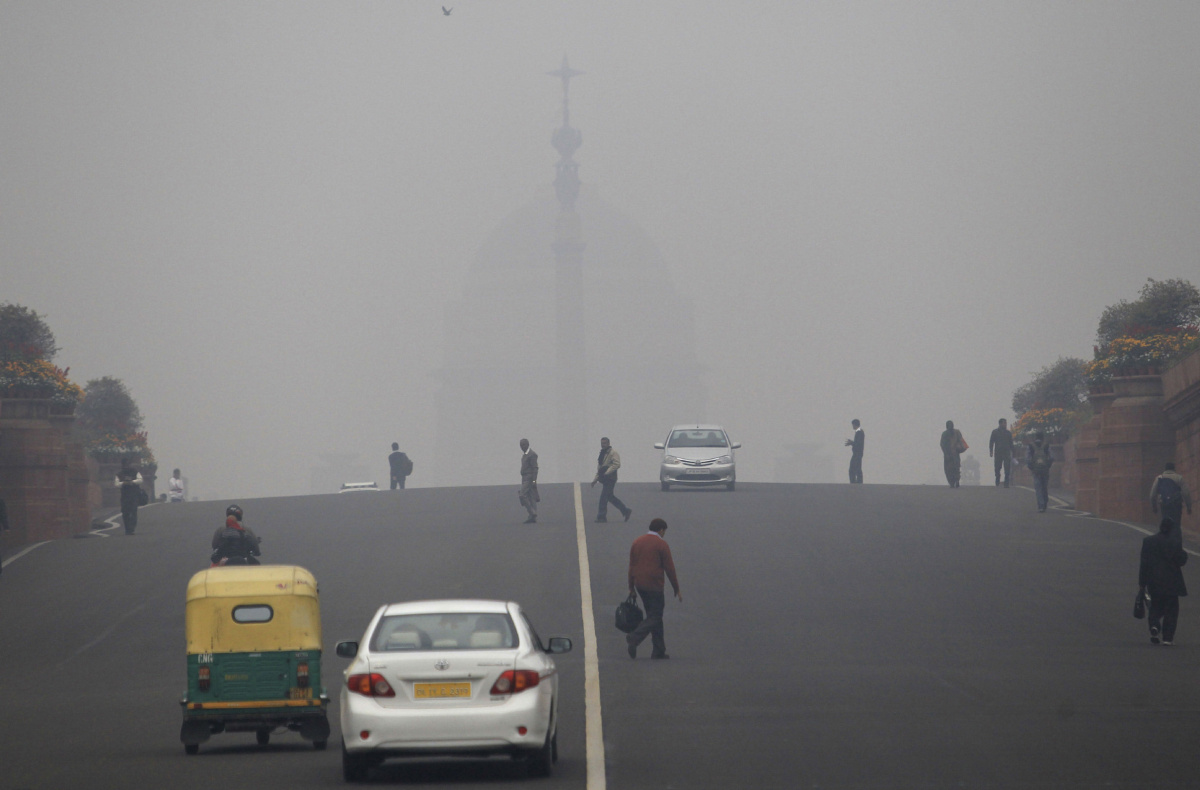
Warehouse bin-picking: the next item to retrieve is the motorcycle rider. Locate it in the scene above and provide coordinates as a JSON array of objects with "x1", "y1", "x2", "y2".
[{"x1": 210, "y1": 505, "x2": 262, "y2": 566}]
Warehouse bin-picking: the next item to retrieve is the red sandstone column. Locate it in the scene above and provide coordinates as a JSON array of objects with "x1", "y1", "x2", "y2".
[
  {"x1": 1096, "y1": 375, "x2": 1175, "y2": 525},
  {"x1": 1074, "y1": 390, "x2": 1115, "y2": 514},
  {"x1": 0, "y1": 399, "x2": 69, "y2": 542}
]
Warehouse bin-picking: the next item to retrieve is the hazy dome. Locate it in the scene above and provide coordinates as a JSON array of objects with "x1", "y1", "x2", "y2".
[{"x1": 437, "y1": 184, "x2": 705, "y2": 485}]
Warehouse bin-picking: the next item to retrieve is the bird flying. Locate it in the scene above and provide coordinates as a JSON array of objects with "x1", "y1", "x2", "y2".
[{"x1": 442, "y1": 6, "x2": 452, "y2": 14}]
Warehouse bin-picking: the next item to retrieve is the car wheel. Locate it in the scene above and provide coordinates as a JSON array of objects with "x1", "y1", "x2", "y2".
[
  {"x1": 551, "y1": 731, "x2": 558, "y2": 763},
  {"x1": 726, "y1": 479, "x2": 735, "y2": 492},
  {"x1": 527, "y1": 729, "x2": 554, "y2": 778},
  {"x1": 661, "y1": 481, "x2": 670, "y2": 492},
  {"x1": 184, "y1": 744, "x2": 199, "y2": 756},
  {"x1": 342, "y1": 740, "x2": 369, "y2": 783},
  {"x1": 255, "y1": 729, "x2": 270, "y2": 746}
]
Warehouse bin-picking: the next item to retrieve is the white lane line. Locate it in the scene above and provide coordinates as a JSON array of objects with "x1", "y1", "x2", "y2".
[
  {"x1": 573, "y1": 481, "x2": 607, "y2": 790},
  {"x1": 1021, "y1": 491, "x2": 1200, "y2": 557},
  {"x1": 1, "y1": 541, "x2": 50, "y2": 569}
]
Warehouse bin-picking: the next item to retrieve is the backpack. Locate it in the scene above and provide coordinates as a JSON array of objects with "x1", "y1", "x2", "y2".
[
  {"x1": 1158, "y1": 476, "x2": 1183, "y2": 510},
  {"x1": 1029, "y1": 443, "x2": 1053, "y2": 473},
  {"x1": 402, "y1": 456, "x2": 414, "y2": 476}
]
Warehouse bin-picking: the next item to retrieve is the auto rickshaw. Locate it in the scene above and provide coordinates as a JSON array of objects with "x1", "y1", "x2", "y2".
[{"x1": 180, "y1": 565, "x2": 330, "y2": 754}]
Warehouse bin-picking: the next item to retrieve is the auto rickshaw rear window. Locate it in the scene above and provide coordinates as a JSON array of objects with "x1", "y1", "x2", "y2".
[{"x1": 232, "y1": 604, "x2": 274, "y2": 623}]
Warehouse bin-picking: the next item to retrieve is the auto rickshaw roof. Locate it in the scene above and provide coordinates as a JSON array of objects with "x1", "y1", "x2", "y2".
[{"x1": 186, "y1": 565, "x2": 318, "y2": 602}]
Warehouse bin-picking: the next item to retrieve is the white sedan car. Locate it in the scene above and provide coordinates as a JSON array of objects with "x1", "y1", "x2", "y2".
[
  {"x1": 655, "y1": 424, "x2": 741, "y2": 491},
  {"x1": 336, "y1": 599, "x2": 572, "y2": 782}
]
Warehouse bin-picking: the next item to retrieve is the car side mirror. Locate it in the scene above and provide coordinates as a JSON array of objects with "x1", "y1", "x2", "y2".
[
  {"x1": 546, "y1": 636, "x2": 573, "y2": 654},
  {"x1": 335, "y1": 641, "x2": 359, "y2": 658},
  {"x1": 653, "y1": 443, "x2": 664, "y2": 449},
  {"x1": 731, "y1": 443, "x2": 742, "y2": 449}
]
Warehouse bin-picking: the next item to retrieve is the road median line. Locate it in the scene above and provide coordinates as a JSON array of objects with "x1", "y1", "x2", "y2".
[{"x1": 573, "y1": 481, "x2": 607, "y2": 790}]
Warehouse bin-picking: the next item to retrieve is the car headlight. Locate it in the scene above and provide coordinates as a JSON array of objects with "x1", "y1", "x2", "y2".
[
  {"x1": 664, "y1": 455, "x2": 682, "y2": 464},
  {"x1": 716, "y1": 455, "x2": 733, "y2": 465}
]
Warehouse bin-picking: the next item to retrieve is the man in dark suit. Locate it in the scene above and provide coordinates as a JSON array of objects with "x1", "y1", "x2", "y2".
[
  {"x1": 844, "y1": 419, "x2": 865, "y2": 484},
  {"x1": 1139, "y1": 517, "x2": 1189, "y2": 645},
  {"x1": 388, "y1": 442, "x2": 411, "y2": 490},
  {"x1": 518, "y1": 438, "x2": 539, "y2": 524},
  {"x1": 989, "y1": 418, "x2": 1014, "y2": 487}
]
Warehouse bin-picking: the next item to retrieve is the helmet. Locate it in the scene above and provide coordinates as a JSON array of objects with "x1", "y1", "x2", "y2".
[{"x1": 225, "y1": 504, "x2": 243, "y2": 521}]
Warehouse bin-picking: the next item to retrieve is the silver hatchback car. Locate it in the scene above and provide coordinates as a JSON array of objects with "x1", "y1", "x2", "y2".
[{"x1": 655, "y1": 424, "x2": 741, "y2": 491}]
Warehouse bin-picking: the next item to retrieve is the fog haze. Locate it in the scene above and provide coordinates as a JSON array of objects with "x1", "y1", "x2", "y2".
[{"x1": 4, "y1": 2, "x2": 1198, "y2": 498}]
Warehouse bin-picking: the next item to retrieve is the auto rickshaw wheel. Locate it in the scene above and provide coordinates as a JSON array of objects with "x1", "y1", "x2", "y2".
[
  {"x1": 255, "y1": 729, "x2": 270, "y2": 746},
  {"x1": 184, "y1": 744, "x2": 199, "y2": 755}
]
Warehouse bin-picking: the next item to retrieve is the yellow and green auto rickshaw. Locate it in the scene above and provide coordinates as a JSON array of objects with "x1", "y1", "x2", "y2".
[{"x1": 180, "y1": 565, "x2": 330, "y2": 754}]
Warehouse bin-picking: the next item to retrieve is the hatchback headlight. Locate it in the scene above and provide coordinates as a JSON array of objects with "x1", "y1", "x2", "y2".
[
  {"x1": 664, "y1": 455, "x2": 682, "y2": 464},
  {"x1": 716, "y1": 455, "x2": 733, "y2": 465}
]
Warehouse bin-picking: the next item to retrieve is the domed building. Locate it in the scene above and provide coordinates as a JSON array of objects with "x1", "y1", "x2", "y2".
[{"x1": 435, "y1": 61, "x2": 704, "y2": 486}]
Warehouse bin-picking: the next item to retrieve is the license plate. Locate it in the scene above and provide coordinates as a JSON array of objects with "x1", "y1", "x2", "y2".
[
  {"x1": 685, "y1": 469, "x2": 709, "y2": 474},
  {"x1": 288, "y1": 687, "x2": 312, "y2": 700},
  {"x1": 414, "y1": 682, "x2": 471, "y2": 699}
]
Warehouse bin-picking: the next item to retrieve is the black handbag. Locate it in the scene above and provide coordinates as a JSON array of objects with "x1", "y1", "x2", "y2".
[
  {"x1": 1134, "y1": 590, "x2": 1147, "y2": 620},
  {"x1": 615, "y1": 593, "x2": 644, "y2": 633}
]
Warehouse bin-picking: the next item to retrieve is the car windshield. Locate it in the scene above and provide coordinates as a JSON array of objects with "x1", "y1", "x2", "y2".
[
  {"x1": 667, "y1": 430, "x2": 729, "y2": 448},
  {"x1": 369, "y1": 612, "x2": 519, "y2": 652}
]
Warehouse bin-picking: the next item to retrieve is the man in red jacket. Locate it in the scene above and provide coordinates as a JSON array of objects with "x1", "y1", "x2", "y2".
[{"x1": 627, "y1": 518, "x2": 682, "y2": 660}]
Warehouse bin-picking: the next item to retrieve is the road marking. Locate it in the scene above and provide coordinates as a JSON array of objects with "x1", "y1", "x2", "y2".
[
  {"x1": 1017, "y1": 489, "x2": 1200, "y2": 557},
  {"x1": 573, "y1": 481, "x2": 607, "y2": 790},
  {"x1": 55, "y1": 599, "x2": 152, "y2": 668},
  {"x1": 0, "y1": 541, "x2": 50, "y2": 569}
]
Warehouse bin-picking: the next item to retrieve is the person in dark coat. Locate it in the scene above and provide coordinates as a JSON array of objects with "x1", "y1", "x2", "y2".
[
  {"x1": 1025, "y1": 431, "x2": 1054, "y2": 512},
  {"x1": 115, "y1": 457, "x2": 144, "y2": 535},
  {"x1": 388, "y1": 442, "x2": 411, "y2": 490},
  {"x1": 844, "y1": 419, "x2": 864, "y2": 484},
  {"x1": 1139, "y1": 517, "x2": 1188, "y2": 645},
  {"x1": 1150, "y1": 462, "x2": 1193, "y2": 533},
  {"x1": 988, "y1": 418, "x2": 1014, "y2": 488},
  {"x1": 518, "y1": 438, "x2": 539, "y2": 524},
  {"x1": 939, "y1": 421, "x2": 965, "y2": 487}
]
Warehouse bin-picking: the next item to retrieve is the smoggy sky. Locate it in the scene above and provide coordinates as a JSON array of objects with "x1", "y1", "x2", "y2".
[{"x1": 4, "y1": 2, "x2": 1198, "y2": 499}]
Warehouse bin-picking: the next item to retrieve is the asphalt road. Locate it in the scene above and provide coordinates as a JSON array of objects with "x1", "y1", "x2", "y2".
[{"x1": 2, "y1": 482, "x2": 1197, "y2": 789}]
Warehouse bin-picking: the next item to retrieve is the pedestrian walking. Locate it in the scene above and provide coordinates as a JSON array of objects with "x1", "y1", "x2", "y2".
[
  {"x1": 388, "y1": 442, "x2": 412, "y2": 490},
  {"x1": 1150, "y1": 462, "x2": 1193, "y2": 531},
  {"x1": 1025, "y1": 431, "x2": 1054, "y2": 512},
  {"x1": 844, "y1": 419, "x2": 865, "y2": 484},
  {"x1": 169, "y1": 468, "x2": 186, "y2": 503},
  {"x1": 518, "y1": 438, "x2": 539, "y2": 524},
  {"x1": 1139, "y1": 517, "x2": 1188, "y2": 645},
  {"x1": 939, "y1": 421, "x2": 966, "y2": 487},
  {"x1": 989, "y1": 418, "x2": 1014, "y2": 488},
  {"x1": 591, "y1": 436, "x2": 631, "y2": 523},
  {"x1": 115, "y1": 457, "x2": 144, "y2": 535},
  {"x1": 626, "y1": 517, "x2": 681, "y2": 660}
]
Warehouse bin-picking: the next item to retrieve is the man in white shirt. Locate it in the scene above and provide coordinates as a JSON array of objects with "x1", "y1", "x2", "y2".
[{"x1": 169, "y1": 469, "x2": 186, "y2": 503}]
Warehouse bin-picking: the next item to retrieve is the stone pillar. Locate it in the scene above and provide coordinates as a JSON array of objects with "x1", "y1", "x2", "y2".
[
  {"x1": 1073, "y1": 390, "x2": 1114, "y2": 514},
  {"x1": 1163, "y1": 349, "x2": 1200, "y2": 536},
  {"x1": 1096, "y1": 375, "x2": 1175, "y2": 525},
  {"x1": 0, "y1": 398, "x2": 89, "y2": 548}
]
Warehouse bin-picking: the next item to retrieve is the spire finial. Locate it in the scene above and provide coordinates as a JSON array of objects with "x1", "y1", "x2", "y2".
[{"x1": 548, "y1": 55, "x2": 584, "y2": 211}]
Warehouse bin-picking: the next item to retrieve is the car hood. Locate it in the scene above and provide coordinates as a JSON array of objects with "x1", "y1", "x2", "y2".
[{"x1": 664, "y1": 446, "x2": 732, "y2": 462}]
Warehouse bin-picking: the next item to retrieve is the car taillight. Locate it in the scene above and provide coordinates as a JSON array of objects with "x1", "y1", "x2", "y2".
[
  {"x1": 297, "y1": 662, "x2": 309, "y2": 688},
  {"x1": 198, "y1": 666, "x2": 210, "y2": 692},
  {"x1": 347, "y1": 673, "x2": 395, "y2": 697},
  {"x1": 489, "y1": 670, "x2": 540, "y2": 695}
]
